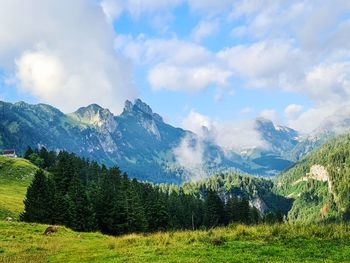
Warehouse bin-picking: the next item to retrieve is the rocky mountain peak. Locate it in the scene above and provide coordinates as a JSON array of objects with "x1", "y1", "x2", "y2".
[
  {"x1": 72, "y1": 104, "x2": 117, "y2": 131},
  {"x1": 123, "y1": 99, "x2": 163, "y2": 122}
]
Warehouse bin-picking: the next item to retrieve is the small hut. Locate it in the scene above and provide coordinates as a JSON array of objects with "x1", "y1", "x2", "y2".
[{"x1": 1, "y1": 149, "x2": 17, "y2": 158}]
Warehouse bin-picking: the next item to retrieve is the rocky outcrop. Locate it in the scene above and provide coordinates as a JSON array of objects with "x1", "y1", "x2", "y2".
[
  {"x1": 250, "y1": 197, "x2": 268, "y2": 214},
  {"x1": 293, "y1": 164, "x2": 334, "y2": 197}
]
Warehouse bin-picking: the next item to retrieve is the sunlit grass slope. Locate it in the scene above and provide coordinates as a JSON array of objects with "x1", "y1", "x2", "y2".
[
  {"x1": 1, "y1": 222, "x2": 350, "y2": 263},
  {"x1": 0, "y1": 156, "x2": 38, "y2": 219}
]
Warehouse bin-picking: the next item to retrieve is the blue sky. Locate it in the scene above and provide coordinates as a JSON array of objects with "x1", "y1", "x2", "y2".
[{"x1": 1, "y1": 0, "x2": 350, "y2": 135}]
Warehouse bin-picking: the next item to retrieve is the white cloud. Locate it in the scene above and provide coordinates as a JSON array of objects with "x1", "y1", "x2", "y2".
[
  {"x1": 303, "y1": 62, "x2": 350, "y2": 104},
  {"x1": 181, "y1": 110, "x2": 267, "y2": 152},
  {"x1": 173, "y1": 134, "x2": 207, "y2": 181},
  {"x1": 0, "y1": 0, "x2": 135, "y2": 113},
  {"x1": 284, "y1": 104, "x2": 303, "y2": 120},
  {"x1": 259, "y1": 109, "x2": 280, "y2": 124},
  {"x1": 187, "y1": 0, "x2": 232, "y2": 15},
  {"x1": 148, "y1": 64, "x2": 232, "y2": 92},
  {"x1": 218, "y1": 40, "x2": 303, "y2": 89},
  {"x1": 191, "y1": 19, "x2": 219, "y2": 42},
  {"x1": 16, "y1": 49, "x2": 65, "y2": 99},
  {"x1": 116, "y1": 0, "x2": 350, "y2": 134},
  {"x1": 91, "y1": 0, "x2": 350, "y2": 132},
  {"x1": 101, "y1": 0, "x2": 233, "y2": 21},
  {"x1": 116, "y1": 36, "x2": 233, "y2": 93},
  {"x1": 214, "y1": 120, "x2": 268, "y2": 152},
  {"x1": 287, "y1": 105, "x2": 337, "y2": 134},
  {"x1": 115, "y1": 36, "x2": 212, "y2": 66},
  {"x1": 101, "y1": 0, "x2": 124, "y2": 22},
  {"x1": 101, "y1": 0, "x2": 183, "y2": 20},
  {"x1": 181, "y1": 110, "x2": 214, "y2": 138}
]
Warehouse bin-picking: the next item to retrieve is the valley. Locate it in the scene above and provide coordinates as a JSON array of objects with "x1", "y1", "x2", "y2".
[
  {"x1": 0, "y1": 99, "x2": 309, "y2": 183},
  {"x1": 1, "y1": 1, "x2": 350, "y2": 262},
  {"x1": 2, "y1": 132, "x2": 350, "y2": 261}
]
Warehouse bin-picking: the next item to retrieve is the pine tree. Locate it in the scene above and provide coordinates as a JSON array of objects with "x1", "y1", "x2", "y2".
[
  {"x1": 52, "y1": 152, "x2": 75, "y2": 194},
  {"x1": 125, "y1": 179, "x2": 148, "y2": 232},
  {"x1": 24, "y1": 146, "x2": 34, "y2": 160},
  {"x1": 143, "y1": 186, "x2": 169, "y2": 231},
  {"x1": 96, "y1": 167, "x2": 126, "y2": 235},
  {"x1": 39, "y1": 147, "x2": 50, "y2": 169},
  {"x1": 204, "y1": 190, "x2": 224, "y2": 228},
  {"x1": 225, "y1": 196, "x2": 240, "y2": 224},
  {"x1": 237, "y1": 198, "x2": 250, "y2": 223},
  {"x1": 68, "y1": 174, "x2": 96, "y2": 231},
  {"x1": 20, "y1": 170, "x2": 51, "y2": 223}
]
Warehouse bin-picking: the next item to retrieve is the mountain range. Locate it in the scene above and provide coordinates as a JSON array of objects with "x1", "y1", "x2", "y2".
[{"x1": 0, "y1": 99, "x2": 348, "y2": 183}]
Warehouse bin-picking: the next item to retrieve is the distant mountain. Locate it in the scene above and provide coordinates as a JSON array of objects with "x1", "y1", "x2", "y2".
[
  {"x1": 275, "y1": 133, "x2": 350, "y2": 222},
  {"x1": 0, "y1": 99, "x2": 283, "y2": 183},
  {"x1": 1, "y1": 99, "x2": 332, "y2": 183},
  {"x1": 241, "y1": 118, "x2": 299, "y2": 173},
  {"x1": 288, "y1": 106, "x2": 350, "y2": 161}
]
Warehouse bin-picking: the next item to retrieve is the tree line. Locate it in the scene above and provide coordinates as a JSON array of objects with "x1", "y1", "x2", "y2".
[{"x1": 21, "y1": 147, "x2": 281, "y2": 235}]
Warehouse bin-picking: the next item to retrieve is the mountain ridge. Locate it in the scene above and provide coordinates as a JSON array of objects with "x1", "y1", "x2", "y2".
[{"x1": 0, "y1": 99, "x2": 333, "y2": 183}]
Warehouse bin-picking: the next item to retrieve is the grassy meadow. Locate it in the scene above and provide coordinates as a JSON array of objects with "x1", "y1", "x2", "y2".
[
  {"x1": 2, "y1": 221, "x2": 350, "y2": 263},
  {"x1": 0, "y1": 156, "x2": 37, "y2": 219},
  {"x1": 1, "y1": 156, "x2": 350, "y2": 262}
]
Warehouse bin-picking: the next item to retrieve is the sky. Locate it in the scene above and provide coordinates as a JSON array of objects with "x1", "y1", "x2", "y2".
[{"x1": 1, "y1": 0, "x2": 350, "y2": 137}]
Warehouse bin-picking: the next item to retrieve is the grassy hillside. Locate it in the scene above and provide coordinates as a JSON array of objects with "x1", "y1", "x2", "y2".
[
  {"x1": 0, "y1": 156, "x2": 38, "y2": 219},
  {"x1": 2, "y1": 221, "x2": 350, "y2": 263},
  {"x1": 2, "y1": 152, "x2": 350, "y2": 262},
  {"x1": 275, "y1": 134, "x2": 350, "y2": 222}
]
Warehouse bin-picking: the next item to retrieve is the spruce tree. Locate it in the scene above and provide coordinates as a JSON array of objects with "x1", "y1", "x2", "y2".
[
  {"x1": 68, "y1": 174, "x2": 96, "y2": 231},
  {"x1": 96, "y1": 167, "x2": 126, "y2": 235},
  {"x1": 20, "y1": 170, "x2": 50, "y2": 223},
  {"x1": 24, "y1": 146, "x2": 34, "y2": 160},
  {"x1": 39, "y1": 147, "x2": 50, "y2": 169},
  {"x1": 237, "y1": 198, "x2": 250, "y2": 223},
  {"x1": 204, "y1": 190, "x2": 224, "y2": 228},
  {"x1": 225, "y1": 196, "x2": 240, "y2": 224},
  {"x1": 125, "y1": 179, "x2": 148, "y2": 232}
]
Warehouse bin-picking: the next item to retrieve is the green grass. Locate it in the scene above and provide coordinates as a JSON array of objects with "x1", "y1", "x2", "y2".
[
  {"x1": 0, "y1": 156, "x2": 38, "y2": 219},
  {"x1": 1, "y1": 222, "x2": 350, "y2": 262},
  {"x1": 0, "y1": 156, "x2": 38, "y2": 180},
  {"x1": 1, "y1": 156, "x2": 350, "y2": 262}
]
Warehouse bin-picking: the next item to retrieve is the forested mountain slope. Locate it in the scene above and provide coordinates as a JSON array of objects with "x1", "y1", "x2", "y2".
[
  {"x1": 275, "y1": 134, "x2": 350, "y2": 222},
  {"x1": 0, "y1": 100, "x2": 299, "y2": 183}
]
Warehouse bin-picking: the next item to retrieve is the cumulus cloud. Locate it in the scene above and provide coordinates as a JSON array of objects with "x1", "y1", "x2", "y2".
[
  {"x1": 303, "y1": 62, "x2": 350, "y2": 104},
  {"x1": 191, "y1": 19, "x2": 219, "y2": 42},
  {"x1": 116, "y1": 36, "x2": 232, "y2": 93},
  {"x1": 181, "y1": 110, "x2": 214, "y2": 138},
  {"x1": 287, "y1": 105, "x2": 337, "y2": 134},
  {"x1": 217, "y1": 40, "x2": 304, "y2": 90},
  {"x1": 101, "y1": 0, "x2": 232, "y2": 21},
  {"x1": 101, "y1": 0, "x2": 183, "y2": 21},
  {"x1": 259, "y1": 109, "x2": 280, "y2": 124},
  {"x1": 187, "y1": 0, "x2": 232, "y2": 15},
  {"x1": 287, "y1": 62, "x2": 350, "y2": 133},
  {"x1": 148, "y1": 64, "x2": 232, "y2": 92},
  {"x1": 112, "y1": 0, "x2": 350, "y2": 131},
  {"x1": 0, "y1": 0, "x2": 135, "y2": 113},
  {"x1": 284, "y1": 104, "x2": 303, "y2": 120}
]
